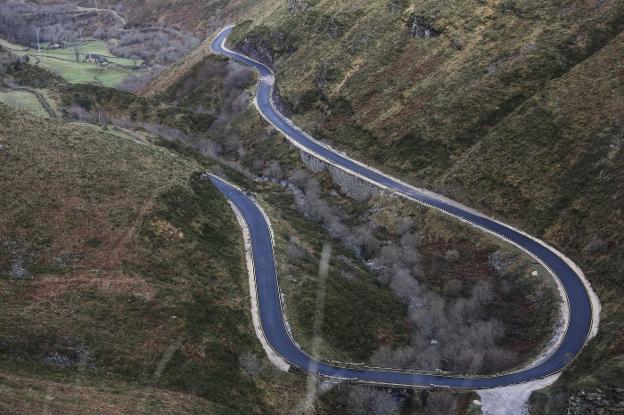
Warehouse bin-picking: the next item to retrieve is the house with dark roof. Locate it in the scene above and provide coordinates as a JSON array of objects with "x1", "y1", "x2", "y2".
[{"x1": 84, "y1": 53, "x2": 109, "y2": 67}]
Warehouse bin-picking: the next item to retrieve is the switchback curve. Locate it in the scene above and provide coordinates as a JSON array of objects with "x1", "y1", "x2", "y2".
[{"x1": 208, "y1": 25, "x2": 598, "y2": 389}]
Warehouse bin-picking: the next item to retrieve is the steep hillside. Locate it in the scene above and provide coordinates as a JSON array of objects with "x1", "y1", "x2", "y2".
[
  {"x1": 0, "y1": 103, "x2": 312, "y2": 414},
  {"x1": 3, "y1": 0, "x2": 622, "y2": 412},
  {"x1": 32, "y1": 0, "x2": 256, "y2": 35},
  {"x1": 227, "y1": 0, "x2": 623, "y2": 412}
]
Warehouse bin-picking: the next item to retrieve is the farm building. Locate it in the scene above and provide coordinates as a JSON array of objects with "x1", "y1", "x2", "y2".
[{"x1": 84, "y1": 53, "x2": 109, "y2": 66}]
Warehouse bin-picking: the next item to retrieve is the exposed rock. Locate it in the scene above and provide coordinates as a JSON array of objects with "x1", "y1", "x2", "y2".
[
  {"x1": 43, "y1": 343, "x2": 92, "y2": 370},
  {"x1": 287, "y1": 0, "x2": 309, "y2": 15},
  {"x1": 487, "y1": 250, "x2": 516, "y2": 274},
  {"x1": 407, "y1": 15, "x2": 440, "y2": 39},
  {"x1": 300, "y1": 151, "x2": 327, "y2": 173},
  {"x1": 566, "y1": 388, "x2": 624, "y2": 414},
  {"x1": 10, "y1": 259, "x2": 29, "y2": 279},
  {"x1": 4, "y1": 240, "x2": 30, "y2": 279},
  {"x1": 328, "y1": 164, "x2": 377, "y2": 201},
  {"x1": 327, "y1": 17, "x2": 343, "y2": 40},
  {"x1": 388, "y1": 0, "x2": 408, "y2": 12},
  {"x1": 55, "y1": 253, "x2": 80, "y2": 267}
]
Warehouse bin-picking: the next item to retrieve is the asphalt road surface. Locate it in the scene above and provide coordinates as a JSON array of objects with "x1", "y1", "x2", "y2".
[{"x1": 209, "y1": 25, "x2": 595, "y2": 389}]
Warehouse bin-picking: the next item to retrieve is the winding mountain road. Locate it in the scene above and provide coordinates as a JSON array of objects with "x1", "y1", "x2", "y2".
[{"x1": 209, "y1": 25, "x2": 598, "y2": 389}]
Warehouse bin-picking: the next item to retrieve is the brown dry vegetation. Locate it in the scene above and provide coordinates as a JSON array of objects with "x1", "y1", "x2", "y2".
[
  {"x1": 150, "y1": 49, "x2": 558, "y2": 377},
  {"x1": 3, "y1": 0, "x2": 622, "y2": 412},
  {"x1": 228, "y1": 0, "x2": 623, "y2": 411},
  {"x1": 0, "y1": 103, "x2": 311, "y2": 414},
  {"x1": 0, "y1": 371, "x2": 217, "y2": 415}
]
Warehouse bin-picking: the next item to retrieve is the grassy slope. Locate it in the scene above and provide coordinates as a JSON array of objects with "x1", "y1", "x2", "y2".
[
  {"x1": 0, "y1": 90, "x2": 49, "y2": 117},
  {"x1": 468, "y1": 32, "x2": 624, "y2": 412},
  {"x1": 89, "y1": 0, "x2": 255, "y2": 34},
  {"x1": 233, "y1": 0, "x2": 622, "y2": 185},
  {"x1": 227, "y1": 0, "x2": 624, "y2": 410},
  {"x1": 0, "y1": 104, "x2": 310, "y2": 414},
  {"x1": 0, "y1": 371, "x2": 216, "y2": 415}
]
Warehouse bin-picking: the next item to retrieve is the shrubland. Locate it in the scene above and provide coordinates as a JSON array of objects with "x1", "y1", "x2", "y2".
[
  {"x1": 227, "y1": 0, "x2": 624, "y2": 412},
  {"x1": 3, "y1": 0, "x2": 622, "y2": 412}
]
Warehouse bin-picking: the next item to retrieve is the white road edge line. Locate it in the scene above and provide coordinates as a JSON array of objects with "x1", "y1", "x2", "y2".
[
  {"x1": 209, "y1": 25, "x2": 602, "y2": 385},
  {"x1": 226, "y1": 198, "x2": 291, "y2": 372}
]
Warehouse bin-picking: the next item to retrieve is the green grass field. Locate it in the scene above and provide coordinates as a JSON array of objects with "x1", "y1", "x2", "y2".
[
  {"x1": 0, "y1": 38, "x2": 137, "y2": 88},
  {"x1": 0, "y1": 90, "x2": 49, "y2": 118},
  {"x1": 41, "y1": 40, "x2": 138, "y2": 66}
]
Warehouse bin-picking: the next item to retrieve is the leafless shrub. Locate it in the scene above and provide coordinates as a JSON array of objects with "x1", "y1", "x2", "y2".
[
  {"x1": 66, "y1": 104, "x2": 95, "y2": 122},
  {"x1": 110, "y1": 29, "x2": 199, "y2": 65},
  {"x1": 0, "y1": 2, "x2": 36, "y2": 45},
  {"x1": 42, "y1": 23, "x2": 65, "y2": 43},
  {"x1": 444, "y1": 249, "x2": 460, "y2": 262},
  {"x1": 389, "y1": 266, "x2": 420, "y2": 305},
  {"x1": 442, "y1": 278, "x2": 462, "y2": 296},
  {"x1": 394, "y1": 217, "x2": 413, "y2": 235},
  {"x1": 583, "y1": 239, "x2": 608, "y2": 255},
  {"x1": 344, "y1": 386, "x2": 400, "y2": 415},
  {"x1": 375, "y1": 245, "x2": 402, "y2": 268},
  {"x1": 44, "y1": 343, "x2": 91, "y2": 370},
  {"x1": 372, "y1": 342, "x2": 440, "y2": 372},
  {"x1": 349, "y1": 224, "x2": 380, "y2": 259},
  {"x1": 224, "y1": 62, "x2": 253, "y2": 89},
  {"x1": 194, "y1": 139, "x2": 224, "y2": 158},
  {"x1": 484, "y1": 348, "x2": 518, "y2": 372},
  {"x1": 286, "y1": 238, "x2": 306, "y2": 260},
  {"x1": 400, "y1": 232, "x2": 422, "y2": 266},
  {"x1": 111, "y1": 115, "x2": 133, "y2": 129},
  {"x1": 223, "y1": 134, "x2": 245, "y2": 159},
  {"x1": 456, "y1": 348, "x2": 484, "y2": 374},
  {"x1": 239, "y1": 352, "x2": 262, "y2": 380},
  {"x1": 287, "y1": 0, "x2": 310, "y2": 15},
  {"x1": 425, "y1": 392, "x2": 459, "y2": 415},
  {"x1": 402, "y1": 288, "x2": 508, "y2": 374},
  {"x1": 117, "y1": 65, "x2": 166, "y2": 92},
  {"x1": 264, "y1": 161, "x2": 283, "y2": 181},
  {"x1": 471, "y1": 280, "x2": 493, "y2": 305}
]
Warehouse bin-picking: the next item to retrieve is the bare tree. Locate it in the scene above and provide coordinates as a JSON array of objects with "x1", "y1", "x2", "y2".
[
  {"x1": 472, "y1": 280, "x2": 493, "y2": 305},
  {"x1": 425, "y1": 392, "x2": 459, "y2": 415},
  {"x1": 389, "y1": 266, "x2": 420, "y2": 305},
  {"x1": 350, "y1": 225, "x2": 379, "y2": 259},
  {"x1": 44, "y1": 23, "x2": 64, "y2": 43},
  {"x1": 345, "y1": 386, "x2": 400, "y2": 415},
  {"x1": 265, "y1": 161, "x2": 283, "y2": 181},
  {"x1": 442, "y1": 278, "x2": 462, "y2": 297},
  {"x1": 484, "y1": 348, "x2": 518, "y2": 372},
  {"x1": 400, "y1": 231, "x2": 422, "y2": 266}
]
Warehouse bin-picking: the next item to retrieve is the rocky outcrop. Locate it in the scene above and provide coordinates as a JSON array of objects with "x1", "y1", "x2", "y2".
[
  {"x1": 406, "y1": 15, "x2": 440, "y2": 38},
  {"x1": 567, "y1": 389, "x2": 624, "y2": 414}
]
